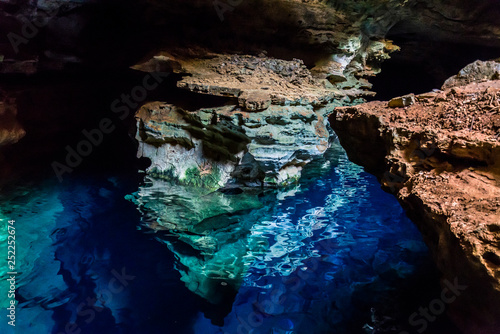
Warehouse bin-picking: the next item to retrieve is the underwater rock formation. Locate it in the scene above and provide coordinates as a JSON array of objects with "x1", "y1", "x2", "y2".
[
  {"x1": 330, "y1": 60, "x2": 500, "y2": 333},
  {"x1": 126, "y1": 147, "x2": 342, "y2": 304},
  {"x1": 126, "y1": 144, "x2": 437, "y2": 323},
  {"x1": 126, "y1": 175, "x2": 267, "y2": 303},
  {"x1": 0, "y1": 89, "x2": 25, "y2": 180}
]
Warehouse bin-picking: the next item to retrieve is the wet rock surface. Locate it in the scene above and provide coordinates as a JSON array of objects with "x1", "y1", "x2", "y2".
[{"x1": 331, "y1": 62, "x2": 500, "y2": 333}]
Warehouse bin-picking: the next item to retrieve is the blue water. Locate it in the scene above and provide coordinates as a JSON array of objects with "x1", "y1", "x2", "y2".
[{"x1": 0, "y1": 143, "x2": 460, "y2": 334}]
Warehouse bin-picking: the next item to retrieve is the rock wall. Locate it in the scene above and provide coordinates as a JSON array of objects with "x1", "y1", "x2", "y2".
[
  {"x1": 2, "y1": 0, "x2": 500, "y2": 177},
  {"x1": 330, "y1": 61, "x2": 500, "y2": 333}
]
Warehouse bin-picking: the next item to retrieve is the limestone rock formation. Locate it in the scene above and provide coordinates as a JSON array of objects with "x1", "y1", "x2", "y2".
[
  {"x1": 2, "y1": 0, "x2": 500, "y2": 331},
  {"x1": 330, "y1": 62, "x2": 500, "y2": 333},
  {"x1": 442, "y1": 59, "x2": 500, "y2": 89},
  {"x1": 134, "y1": 54, "x2": 369, "y2": 187}
]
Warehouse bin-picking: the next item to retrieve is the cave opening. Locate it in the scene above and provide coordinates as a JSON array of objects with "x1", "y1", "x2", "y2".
[{"x1": 369, "y1": 36, "x2": 500, "y2": 101}]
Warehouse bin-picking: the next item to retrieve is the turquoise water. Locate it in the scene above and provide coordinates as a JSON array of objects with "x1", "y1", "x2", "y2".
[{"x1": 0, "y1": 142, "x2": 460, "y2": 334}]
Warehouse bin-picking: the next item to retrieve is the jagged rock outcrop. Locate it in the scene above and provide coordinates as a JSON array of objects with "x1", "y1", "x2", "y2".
[
  {"x1": 125, "y1": 174, "x2": 268, "y2": 303},
  {"x1": 442, "y1": 59, "x2": 500, "y2": 89},
  {"x1": 0, "y1": 89, "x2": 24, "y2": 182},
  {"x1": 330, "y1": 62, "x2": 500, "y2": 333},
  {"x1": 134, "y1": 53, "x2": 371, "y2": 187}
]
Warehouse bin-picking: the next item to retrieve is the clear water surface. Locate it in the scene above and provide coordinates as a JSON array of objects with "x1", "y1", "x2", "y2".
[{"x1": 0, "y1": 142, "x2": 460, "y2": 334}]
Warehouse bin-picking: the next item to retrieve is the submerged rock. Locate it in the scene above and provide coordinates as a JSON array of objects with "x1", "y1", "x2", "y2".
[
  {"x1": 330, "y1": 62, "x2": 500, "y2": 333},
  {"x1": 126, "y1": 175, "x2": 275, "y2": 303},
  {"x1": 126, "y1": 147, "x2": 346, "y2": 304},
  {"x1": 135, "y1": 100, "x2": 337, "y2": 187},
  {"x1": 1, "y1": 0, "x2": 500, "y2": 74}
]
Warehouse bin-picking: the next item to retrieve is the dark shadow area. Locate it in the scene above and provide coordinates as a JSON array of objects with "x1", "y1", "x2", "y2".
[
  {"x1": 369, "y1": 37, "x2": 500, "y2": 100},
  {"x1": 0, "y1": 68, "x2": 237, "y2": 187}
]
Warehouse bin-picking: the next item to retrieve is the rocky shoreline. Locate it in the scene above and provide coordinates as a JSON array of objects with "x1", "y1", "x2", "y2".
[{"x1": 331, "y1": 61, "x2": 500, "y2": 333}]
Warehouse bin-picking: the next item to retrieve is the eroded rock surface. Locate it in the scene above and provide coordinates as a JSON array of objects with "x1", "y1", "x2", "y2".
[
  {"x1": 134, "y1": 53, "x2": 376, "y2": 187},
  {"x1": 331, "y1": 66, "x2": 500, "y2": 333},
  {"x1": 442, "y1": 60, "x2": 500, "y2": 90}
]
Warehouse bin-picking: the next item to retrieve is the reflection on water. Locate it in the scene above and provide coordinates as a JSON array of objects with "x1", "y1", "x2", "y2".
[{"x1": 0, "y1": 143, "x2": 460, "y2": 334}]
